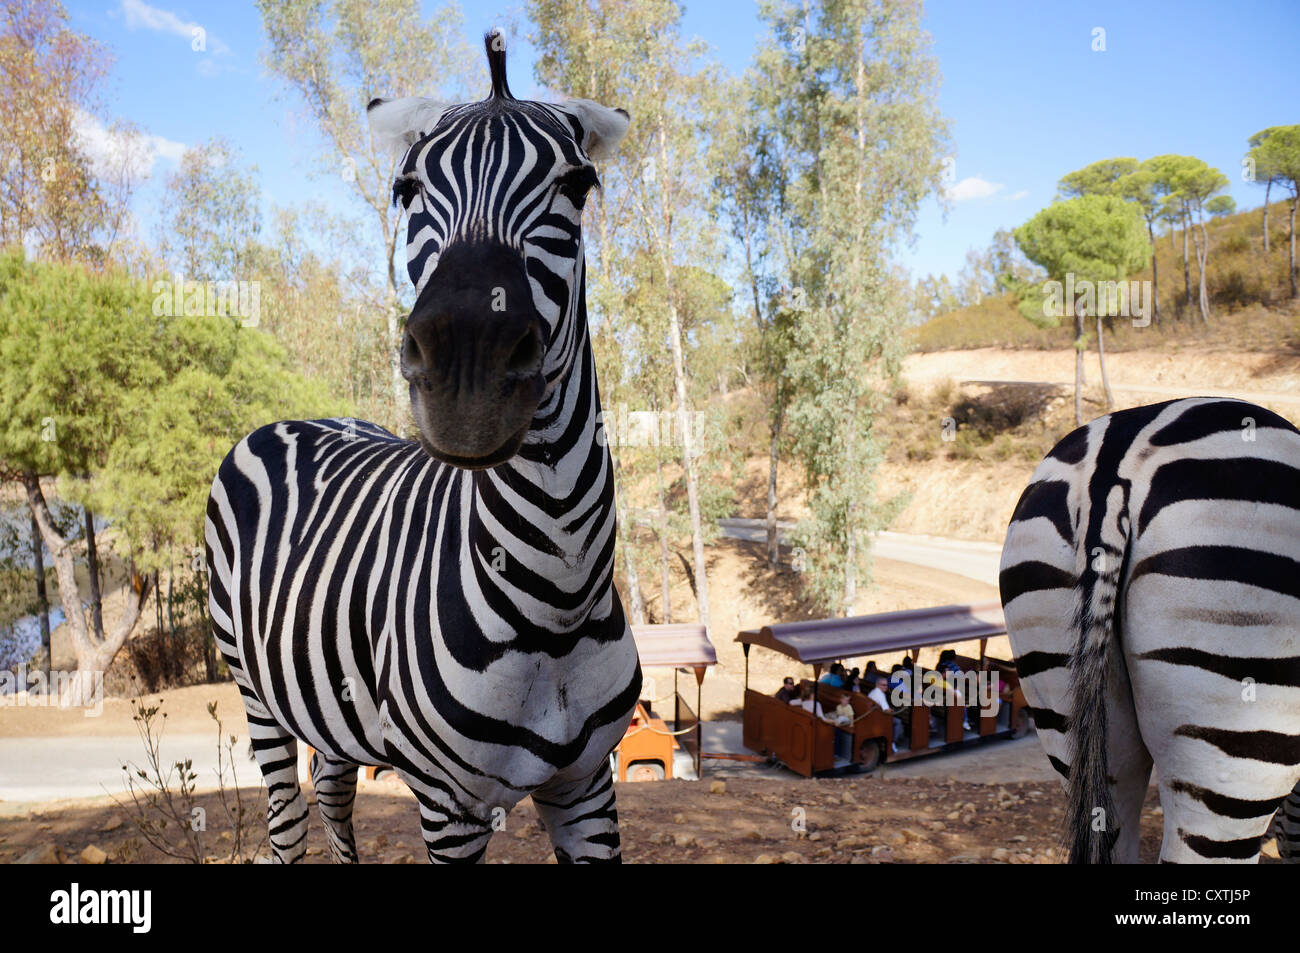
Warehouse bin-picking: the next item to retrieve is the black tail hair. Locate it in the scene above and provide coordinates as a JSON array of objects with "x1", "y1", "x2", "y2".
[
  {"x1": 1067, "y1": 483, "x2": 1131, "y2": 863},
  {"x1": 485, "y1": 29, "x2": 513, "y2": 100}
]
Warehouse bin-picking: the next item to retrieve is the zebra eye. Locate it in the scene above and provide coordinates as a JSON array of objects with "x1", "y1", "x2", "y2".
[
  {"x1": 392, "y1": 175, "x2": 421, "y2": 209},
  {"x1": 555, "y1": 167, "x2": 600, "y2": 210}
]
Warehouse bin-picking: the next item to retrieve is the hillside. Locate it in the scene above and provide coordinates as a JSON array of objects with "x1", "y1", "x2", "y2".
[{"x1": 912, "y1": 200, "x2": 1299, "y2": 352}]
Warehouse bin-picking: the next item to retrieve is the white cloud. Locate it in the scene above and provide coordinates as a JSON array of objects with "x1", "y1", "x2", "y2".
[
  {"x1": 72, "y1": 109, "x2": 187, "y2": 180},
  {"x1": 120, "y1": 0, "x2": 230, "y2": 56},
  {"x1": 945, "y1": 176, "x2": 1004, "y2": 202},
  {"x1": 1007, "y1": 189, "x2": 1029, "y2": 201}
]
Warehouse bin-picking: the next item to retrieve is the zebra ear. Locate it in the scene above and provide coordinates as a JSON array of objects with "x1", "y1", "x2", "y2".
[
  {"x1": 559, "y1": 99, "x2": 630, "y2": 162},
  {"x1": 367, "y1": 96, "x2": 447, "y2": 154}
]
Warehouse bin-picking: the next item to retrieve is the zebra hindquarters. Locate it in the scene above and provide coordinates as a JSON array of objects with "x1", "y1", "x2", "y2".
[
  {"x1": 1122, "y1": 487, "x2": 1300, "y2": 864},
  {"x1": 1000, "y1": 460, "x2": 1152, "y2": 864}
]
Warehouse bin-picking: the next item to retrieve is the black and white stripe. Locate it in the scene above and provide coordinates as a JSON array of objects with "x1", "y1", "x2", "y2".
[
  {"x1": 1000, "y1": 397, "x2": 1300, "y2": 863},
  {"x1": 205, "y1": 36, "x2": 639, "y2": 864}
]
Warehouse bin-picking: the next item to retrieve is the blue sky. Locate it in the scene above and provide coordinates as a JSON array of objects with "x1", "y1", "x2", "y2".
[{"x1": 66, "y1": 0, "x2": 1299, "y2": 283}]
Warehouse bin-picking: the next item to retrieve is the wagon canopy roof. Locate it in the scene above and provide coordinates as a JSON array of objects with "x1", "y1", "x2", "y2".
[
  {"x1": 735, "y1": 601, "x2": 1007, "y2": 665},
  {"x1": 631, "y1": 623, "x2": 718, "y2": 668}
]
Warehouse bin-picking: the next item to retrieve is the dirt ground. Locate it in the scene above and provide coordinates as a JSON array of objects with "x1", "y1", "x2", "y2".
[{"x1": 0, "y1": 772, "x2": 1154, "y2": 865}]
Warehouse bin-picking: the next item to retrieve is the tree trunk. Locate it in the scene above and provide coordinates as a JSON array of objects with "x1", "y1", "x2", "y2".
[
  {"x1": 654, "y1": 452, "x2": 672, "y2": 625},
  {"x1": 1192, "y1": 209, "x2": 1211, "y2": 323},
  {"x1": 653, "y1": 118, "x2": 711, "y2": 636},
  {"x1": 1073, "y1": 299, "x2": 1085, "y2": 426},
  {"x1": 30, "y1": 510, "x2": 51, "y2": 677},
  {"x1": 200, "y1": 566, "x2": 216, "y2": 683},
  {"x1": 1290, "y1": 198, "x2": 1298, "y2": 298},
  {"x1": 21, "y1": 471, "x2": 151, "y2": 699},
  {"x1": 1096, "y1": 316, "x2": 1114, "y2": 409},
  {"x1": 766, "y1": 408, "x2": 783, "y2": 567},
  {"x1": 1181, "y1": 209, "x2": 1193, "y2": 315},
  {"x1": 611, "y1": 454, "x2": 645, "y2": 627},
  {"x1": 842, "y1": 499, "x2": 857, "y2": 618},
  {"x1": 1147, "y1": 219, "x2": 1160, "y2": 326},
  {"x1": 83, "y1": 506, "x2": 103, "y2": 640},
  {"x1": 621, "y1": 536, "x2": 645, "y2": 627},
  {"x1": 1263, "y1": 179, "x2": 1271, "y2": 253}
]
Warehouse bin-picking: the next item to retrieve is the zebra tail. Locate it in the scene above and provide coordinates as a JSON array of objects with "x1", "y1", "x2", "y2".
[{"x1": 1067, "y1": 485, "x2": 1130, "y2": 864}]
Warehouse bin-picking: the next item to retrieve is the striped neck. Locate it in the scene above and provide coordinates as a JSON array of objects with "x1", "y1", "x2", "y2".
[{"x1": 467, "y1": 275, "x2": 618, "y2": 628}]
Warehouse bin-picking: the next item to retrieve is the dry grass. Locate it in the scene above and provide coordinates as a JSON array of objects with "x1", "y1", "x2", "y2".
[{"x1": 912, "y1": 201, "x2": 1300, "y2": 353}]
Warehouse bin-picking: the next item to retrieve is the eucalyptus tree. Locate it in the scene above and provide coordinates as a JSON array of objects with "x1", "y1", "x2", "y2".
[
  {"x1": 530, "y1": 0, "x2": 728, "y2": 634},
  {"x1": 1014, "y1": 195, "x2": 1150, "y2": 424},
  {"x1": 1248, "y1": 125, "x2": 1300, "y2": 297},
  {"x1": 757, "y1": 0, "x2": 950, "y2": 616},
  {"x1": 255, "y1": 0, "x2": 473, "y2": 427},
  {"x1": 0, "y1": 253, "x2": 337, "y2": 692}
]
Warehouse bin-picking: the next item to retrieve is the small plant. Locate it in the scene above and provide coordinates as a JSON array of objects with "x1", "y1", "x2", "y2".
[{"x1": 113, "y1": 697, "x2": 267, "y2": 863}]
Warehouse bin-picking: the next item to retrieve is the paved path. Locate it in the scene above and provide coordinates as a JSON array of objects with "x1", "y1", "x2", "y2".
[
  {"x1": 0, "y1": 732, "x2": 259, "y2": 803},
  {"x1": 718, "y1": 519, "x2": 1003, "y2": 587}
]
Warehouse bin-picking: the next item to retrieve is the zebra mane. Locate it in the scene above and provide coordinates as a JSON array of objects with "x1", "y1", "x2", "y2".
[{"x1": 484, "y1": 30, "x2": 513, "y2": 101}]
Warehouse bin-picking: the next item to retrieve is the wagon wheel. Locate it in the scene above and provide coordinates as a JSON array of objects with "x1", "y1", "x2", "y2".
[
  {"x1": 626, "y1": 760, "x2": 666, "y2": 782},
  {"x1": 857, "y1": 739, "x2": 884, "y2": 773},
  {"x1": 1012, "y1": 708, "x2": 1031, "y2": 739}
]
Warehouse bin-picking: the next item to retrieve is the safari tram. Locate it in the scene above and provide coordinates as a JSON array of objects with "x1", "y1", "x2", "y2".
[{"x1": 738, "y1": 601, "x2": 1030, "y2": 777}]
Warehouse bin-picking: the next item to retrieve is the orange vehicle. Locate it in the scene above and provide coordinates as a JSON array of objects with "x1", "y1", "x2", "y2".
[
  {"x1": 737, "y1": 601, "x2": 1030, "y2": 778},
  {"x1": 614, "y1": 623, "x2": 716, "y2": 782}
]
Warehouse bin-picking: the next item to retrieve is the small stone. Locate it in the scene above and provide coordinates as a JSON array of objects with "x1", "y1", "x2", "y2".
[
  {"x1": 870, "y1": 846, "x2": 894, "y2": 862},
  {"x1": 1011, "y1": 835, "x2": 1027, "y2": 842},
  {"x1": 305, "y1": 847, "x2": 324, "y2": 856},
  {"x1": 925, "y1": 821, "x2": 946, "y2": 832},
  {"x1": 991, "y1": 847, "x2": 1010, "y2": 861},
  {"x1": 673, "y1": 832, "x2": 696, "y2": 848},
  {"x1": 780, "y1": 851, "x2": 803, "y2": 864},
  {"x1": 744, "y1": 829, "x2": 763, "y2": 841},
  {"x1": 882, "y1": 831, "x2": 906, "y2": 847},
  {"x1": 79, "y1": 845, "x2": 108, "y2": 865},
  {"x1": 901, "y1": 827, "x2": 927, "y2": 843},
  {"x1": 808, "y1": 832, "x2": 822, "y2": 842},
  {"x1": 946, "y1": 810, "x2": 961, "y2": 820},
  {"x1": 709, "y1": 780, "x2": 727, "y2": 794},
  {"x1": 389, "y1": 853, "x2": 416, "y2": 864},
  {"x1": 375, "y1": 834, "x2": 389, "y2": 849},
  {"x1": 100, "y1": 815, "x2": 124, "y2": 833},
  {"x1": 17, "y1": 844, "x2": 66, "y2": 864},
  {"x1": 841, "y1": 791, "x2": 856, "y2": 804},
  {"x1": 754, "y1": 853, "x2": 777, "y2": 865},
  {"x1": 648, "y1": 831, "x2": 668, "y2": 845},
  {"x1": 1261, "y1": 840, "x2": 1281, "y2": 860},
  {"x1": 672, "y1": 813, "x2": 686, "y2": 824}
]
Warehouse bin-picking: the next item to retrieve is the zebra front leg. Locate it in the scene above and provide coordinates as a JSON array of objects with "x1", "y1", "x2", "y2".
[
  {"x1": 402, "y1": 781, "x2": 495, "y2": 864},
  {"x1": 309, "y1": 751, "x2": 360, "y2": 863},
  {"x1": 244, "y1": 697, "x2": 310, "y2": 864},
  {"x1": 533, "y1": 760, "x2": 622, "y2": 864}
]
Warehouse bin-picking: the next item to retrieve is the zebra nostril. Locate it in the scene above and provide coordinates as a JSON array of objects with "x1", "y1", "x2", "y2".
[
  {"x1": 402, "y1": 332, "x2": 426, "y2": 377},
  {"x1": 506, "y1": 325, "x2": 543, "y2": 378}
]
